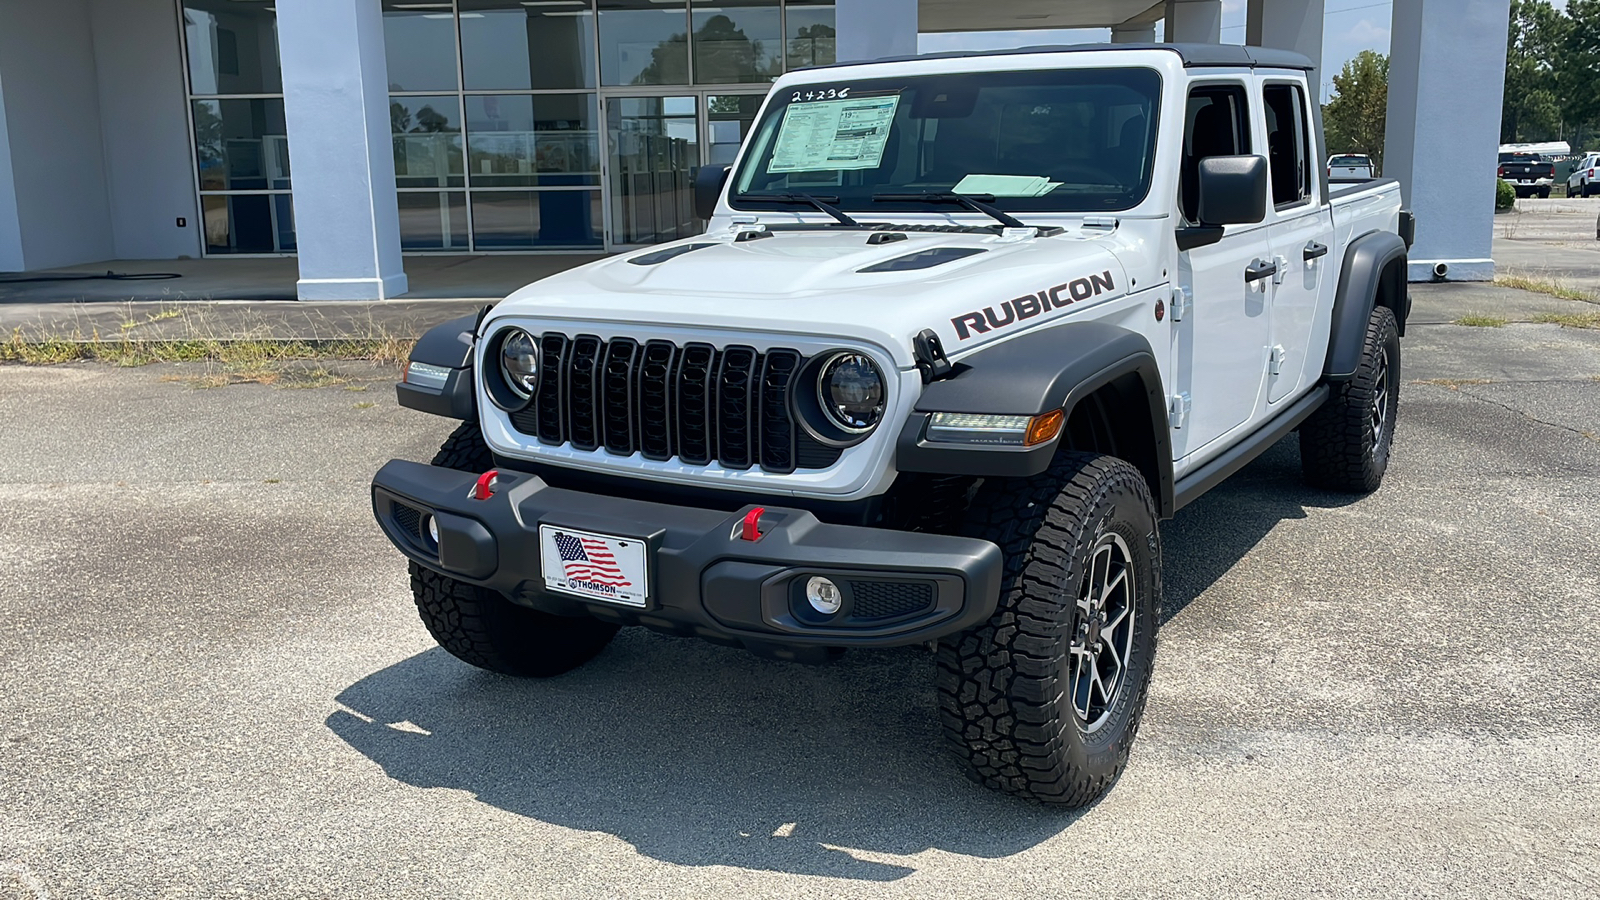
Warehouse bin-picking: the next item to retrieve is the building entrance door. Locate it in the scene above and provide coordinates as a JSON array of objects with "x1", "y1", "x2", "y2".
[{"x1": 602, "y1": 90, "x2": 766, "y2": 250}]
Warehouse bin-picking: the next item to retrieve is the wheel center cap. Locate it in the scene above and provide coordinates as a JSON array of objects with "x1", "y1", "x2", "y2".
[{"x1": 1084, "y1": 610, "x2": 1105, "y2": 647}]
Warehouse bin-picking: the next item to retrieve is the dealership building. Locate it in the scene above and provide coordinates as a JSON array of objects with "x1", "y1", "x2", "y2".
[{"x1": 0, "y1": 0, "x2": 1511, "y2": 298}]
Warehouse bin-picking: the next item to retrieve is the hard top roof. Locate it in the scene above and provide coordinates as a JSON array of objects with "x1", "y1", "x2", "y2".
[{"x1": 807, "y1": 42, "x2": 1315, "y2": 73}]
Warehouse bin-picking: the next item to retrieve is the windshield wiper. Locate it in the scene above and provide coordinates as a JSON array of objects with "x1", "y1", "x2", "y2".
[
  {"x1": 741, "y1": 192, "x2": 859, "y2": 227},
  {"x1": 872, "y1": 192, "x2": 1028, "y2": 229}
]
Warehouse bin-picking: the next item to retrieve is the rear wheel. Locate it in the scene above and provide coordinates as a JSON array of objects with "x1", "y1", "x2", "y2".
[
  {"x1": 937, "y1": 453, "x2": 1161, "y2": 806},
  {"x1": 1299, "y1": 305, "x2": 1400, "y2": 493}
]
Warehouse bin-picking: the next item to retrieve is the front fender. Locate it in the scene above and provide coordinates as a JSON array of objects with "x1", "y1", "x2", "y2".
[
  {"x1": 396, "y1": 313, "x2": 480, "y2": 420},
  {"x1": 896, "y1": 321, "x2": 1173, "y2": 516}
]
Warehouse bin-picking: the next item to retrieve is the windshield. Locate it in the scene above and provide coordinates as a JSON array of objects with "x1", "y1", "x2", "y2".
[{"x1": 729, "y1": 68, "x2": 1162, "y2": 214}]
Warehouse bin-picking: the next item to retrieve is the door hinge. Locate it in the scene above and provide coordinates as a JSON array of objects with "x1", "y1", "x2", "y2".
[
  {"x1": 1268, "y1": 345, "x2": 1286, "y2": 376},
  {"x1": 1168, "y1": 392, "x2": 1192, "y2": 430},
  {"x1": 1171, "y1": 286, "x2": 1193, "y2": 322}
]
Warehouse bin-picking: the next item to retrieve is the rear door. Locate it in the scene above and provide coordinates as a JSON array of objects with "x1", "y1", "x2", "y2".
[
  {"x1": 1260, "y1": 78, "x2": 1333, "y2": 406},
  {"x1": 1170, "y1": 81, "x2": 1271, "y2": 463}
]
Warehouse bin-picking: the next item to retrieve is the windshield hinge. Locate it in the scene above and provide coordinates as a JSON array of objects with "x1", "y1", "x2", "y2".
[
  {"x1": 913, "y1": 328, "x2": 954, "y2": 384},
  {"x1": 1081, "y1": 217, "x2": 1120, "y2": 231}
]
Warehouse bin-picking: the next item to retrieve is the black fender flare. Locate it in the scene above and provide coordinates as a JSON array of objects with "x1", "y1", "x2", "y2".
[
  {"x1": 396, "y1": 313, "x2": 479, "y2": 420},
  {"x1": 896, "y1": 321, "x2": 1174, "y2": 518},
  {"x1": 1324, "y1": 231, "x2": 1408, "y2": 382}
]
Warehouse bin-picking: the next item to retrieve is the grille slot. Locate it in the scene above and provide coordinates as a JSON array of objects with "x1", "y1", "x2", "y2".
[
  {"x1": 848, "y1": 581, "x2": 935, "y2": 620},
  {"x1": 509, "y1": 333, "x2": 849, "y2": 473}
]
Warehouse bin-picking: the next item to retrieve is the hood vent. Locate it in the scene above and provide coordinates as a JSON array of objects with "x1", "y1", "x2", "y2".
[
  {"x1": 859, "y1": 247, "x2": 987, "y2": 273},
  {"x1": 628, "y1": 243, "x2": 714, "y2": 266}
]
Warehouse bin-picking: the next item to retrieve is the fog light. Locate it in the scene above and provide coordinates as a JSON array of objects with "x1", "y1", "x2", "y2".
[
  {"x1": 805, "y1": 576, "x2": 842, "y2": 615},
  {"x1": 426, "y1": 515, "x2": 440, "y2": 547}
]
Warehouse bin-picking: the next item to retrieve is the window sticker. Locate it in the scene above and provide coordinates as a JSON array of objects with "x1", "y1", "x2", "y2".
[{"x1": 768, "y1": 94, "x2": 901, "y2": 174}]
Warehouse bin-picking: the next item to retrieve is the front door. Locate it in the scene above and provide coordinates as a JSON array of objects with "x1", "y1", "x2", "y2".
[{"x1": 1170, "y1": 82, "x2": 1272, "y2": 464}]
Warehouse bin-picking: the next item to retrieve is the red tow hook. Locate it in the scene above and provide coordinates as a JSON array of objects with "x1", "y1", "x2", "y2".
[
  {"x1": 740, "y1": 506, "x2": 766, "y2": 542},
  {"x1": 471, "y1": 469, "x2": 500, "y2": 501}
]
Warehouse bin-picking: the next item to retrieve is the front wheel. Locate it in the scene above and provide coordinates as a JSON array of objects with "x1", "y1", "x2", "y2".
[
  {"x1": 937, "y1": 453, "x2": 1161, "y2": 806},
  {"x1": 1299, "y1": 305, "x2": 1400, "y2": 493}
]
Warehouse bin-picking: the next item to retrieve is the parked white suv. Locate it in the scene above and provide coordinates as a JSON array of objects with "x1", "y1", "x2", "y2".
[
  {"x1": 375, "y1": 44, "x2": 1414, "y2": 808},
  {"x1": 1569, "y1": 152, "x2": 1600, "y2": 198}
]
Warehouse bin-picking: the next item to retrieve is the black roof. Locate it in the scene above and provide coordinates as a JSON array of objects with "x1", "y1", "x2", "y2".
[{"x1": 810, "y1": 42, "x2": 1314, "y2": 73}]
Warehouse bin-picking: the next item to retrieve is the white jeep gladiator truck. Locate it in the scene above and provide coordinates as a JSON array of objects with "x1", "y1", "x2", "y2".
[{"x1": 373, "y1": 43, "x2": 1414, "y2": 807}]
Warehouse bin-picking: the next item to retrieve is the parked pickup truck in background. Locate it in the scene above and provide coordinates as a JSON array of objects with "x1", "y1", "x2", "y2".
[
  {"x1": 374, "y1": 43, "x2": 1416, "y2": 808},
  {"x1": 1500, "y1": 152, "x2": 1555, "y2": 198},
  {"x1": 1327, "y1": 153, "x2": 1375, "y2": 182},
  {"x1": 1569, "y1": 152, "x2": 1600, "y2": 198}
]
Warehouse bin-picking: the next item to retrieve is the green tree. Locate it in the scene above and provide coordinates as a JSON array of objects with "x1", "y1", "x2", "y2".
[
  {"x1": 1323, "y1": 50, "x2": 1389, "y2": 172},
  {"x1": 1561, "y1": 0, "x2": 1600, "y2": 143},
  {"x1": 1502, "y1": 0, "x2": 1568, "y2": 143}
]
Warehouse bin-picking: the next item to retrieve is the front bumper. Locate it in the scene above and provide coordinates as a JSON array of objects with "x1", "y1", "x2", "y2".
[{"x1": 371, "y1": 460, "x2": 1004, "y2": 658}]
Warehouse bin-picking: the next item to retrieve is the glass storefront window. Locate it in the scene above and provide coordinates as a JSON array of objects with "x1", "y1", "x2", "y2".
[
  {"x1": 607, "y1": 96, "x2": 700, "y2": 243},
  {"x1": 193, "y1": 99, "x2": 290, "y2": 191},
  {"x1": 785, "y1": 0, "x2": 836, "y2": 69},
  {"x1": 183, "y1": 0, "x2": 282, "y2": 95},
  {"x1": 381, "y1": 2, "x2": 461, "y2": 92},
  {"x1": 201, "y1": 193, "x2": 295, "y2": 254},
  {"x1": 599, "y1": 1, "x2": 689, "y2": 86},
  {"x1": 391, "y1": 95, "x2": 465, "y2": 188},
  {"x1": 692, "y1": 1, "x2": 780, "y2": 84},
  {"x1": 461, "y1": 0, "x2": 597, "y2": 90},
  {"x1": 706, "y1": 94, "x2": 764, "y2": 165},
  {"x1": 398, "y1": 191, "x2": 470, "y2": 250},
  {"x1": 471, "y1": 191, "x2": 603, "y2": 248},
  {"x1": 466, "y1": 94, "x2": 600, "y2": 187}
]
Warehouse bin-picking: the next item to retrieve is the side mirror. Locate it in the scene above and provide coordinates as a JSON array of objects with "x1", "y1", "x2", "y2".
[
  {"x1": 1197, "y1": 155, "x2": 1268, "y2": 226},
  {"x1": 694, "y1": 164, "x2": 731, "y2": 221}
]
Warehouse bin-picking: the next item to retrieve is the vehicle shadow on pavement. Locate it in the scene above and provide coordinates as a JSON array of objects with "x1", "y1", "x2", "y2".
[{"x1": 327, "y1": 439, "x2": 1360, "y2": 880}]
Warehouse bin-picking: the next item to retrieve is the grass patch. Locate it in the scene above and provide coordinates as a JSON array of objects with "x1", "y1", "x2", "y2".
[
  {"x1": 1455, "y1": 315, "x2": 1508, "y2": 327},
  {"x1": 1531, "y1": 311, "x2": 1600, "y2": 329},
  {"x1": 1494, "y1": 274, "x2": 1600, "y2": 304},
  {"x1": 3, "y1": 328, "x2": 413, "y2": 368},
  {"x1": 353, "y1": 401, "x2": 376, "y2": 409}
]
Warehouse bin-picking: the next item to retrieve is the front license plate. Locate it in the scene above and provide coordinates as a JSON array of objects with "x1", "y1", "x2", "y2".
[{"x1": 539, "y1": 525, "x2": 649, "y2": 608}]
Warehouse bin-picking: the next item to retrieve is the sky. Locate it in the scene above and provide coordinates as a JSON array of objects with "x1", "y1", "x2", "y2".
[{"x1": 918, "y1": 0, "x2": 1559, "y2": 101}]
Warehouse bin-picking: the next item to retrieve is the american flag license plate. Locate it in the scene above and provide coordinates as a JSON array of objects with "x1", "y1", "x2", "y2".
[{"x1": 539, "y1": 525, "x2": 649, "y2": 608}]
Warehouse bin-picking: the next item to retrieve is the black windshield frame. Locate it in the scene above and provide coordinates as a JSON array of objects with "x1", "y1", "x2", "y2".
[{"x1": 729, "y1": 67, "x2": 1164, "y2": 215}]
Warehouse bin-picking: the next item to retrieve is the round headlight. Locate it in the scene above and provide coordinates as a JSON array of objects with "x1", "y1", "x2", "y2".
[
  {"x1": 499, "y1": 329, "x2": 539, "y2": 399},
  {"x1": 818, "y1": 352, "x2": 885, "y2": 433}
]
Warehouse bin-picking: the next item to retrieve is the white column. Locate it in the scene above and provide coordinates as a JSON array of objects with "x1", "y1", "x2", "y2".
[
  {"x1": 836, "y1": 0, "x2": 918, "y2": 63},
  {"x1": 277, "y1": 0, "x2": 407, "y2": 301},
  {"x1": 1111, "y1": 23, "x2": 1157, "y2": 44},
  {"x1": 1165, "y1": 0, "x2": 1222, "y2": 43},
  {"x1": 1384, "y1": 0, "x2": 1511, "y2": 282},
  {"x1": 0, "y1": 70, "x2": 23, "y2": 272},
  {"x1": 1246, "y1": 0, "x2": 1325, "y2": 103}
]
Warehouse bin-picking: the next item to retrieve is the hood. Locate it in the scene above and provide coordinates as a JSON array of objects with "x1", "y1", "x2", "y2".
[{"x1": 489, "y1": 226, "x2": 1133, "y2": 369}]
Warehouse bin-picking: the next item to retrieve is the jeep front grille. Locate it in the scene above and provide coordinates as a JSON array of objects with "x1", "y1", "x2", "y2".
[{"x1": 508, "y1": 334, "x2": 842, "y2": 473}]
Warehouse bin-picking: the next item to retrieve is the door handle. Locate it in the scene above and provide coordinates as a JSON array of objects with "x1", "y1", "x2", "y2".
[
  {"x1": 1245, "y1": 259, "x2": 1278, "y2": 283},
  {"x1": 1303, "y1": 241, "x2": 1329, "y2": 261}
]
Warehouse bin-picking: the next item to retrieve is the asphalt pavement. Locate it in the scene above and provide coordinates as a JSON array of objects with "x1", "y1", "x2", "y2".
[{"x1": 1, "y1": 286, "x2": 1598, "y2": 899}]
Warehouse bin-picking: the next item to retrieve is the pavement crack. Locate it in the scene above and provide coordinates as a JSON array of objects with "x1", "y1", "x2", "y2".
[{"x1": 1454, "y1": 386, "x2": 1600, "y2": 443}]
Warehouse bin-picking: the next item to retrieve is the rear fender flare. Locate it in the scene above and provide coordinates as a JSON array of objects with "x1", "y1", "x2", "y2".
[{"x1": 1325, "y1": 231, "x2": 1408, "y2": 382}]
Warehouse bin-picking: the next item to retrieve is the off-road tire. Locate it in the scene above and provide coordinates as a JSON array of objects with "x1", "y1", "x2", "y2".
[
  {"x1": 431, "y1": 421, "x2": 494, "y2": 472},
  {"x1": 411, "y1": 423, "x2": 620, "y2": 677},
  {"x1": 1299, "y1": 304, "x2": 1400, "y2": 493},
  {"x1": 936, "y1": 452, "x2": 1161, "y2": 806},
  {"x1": 410, "y1": 563, "x2": 619, "y2": 677}
]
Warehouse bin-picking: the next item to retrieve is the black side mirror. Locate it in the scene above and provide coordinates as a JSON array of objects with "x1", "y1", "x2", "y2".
[
  {"x1": 694, "y1": 164, "x2": 731, "y2": 221},
  {"x1": 1197, "y1": 155, "x2": 1268, "y2": 226}
]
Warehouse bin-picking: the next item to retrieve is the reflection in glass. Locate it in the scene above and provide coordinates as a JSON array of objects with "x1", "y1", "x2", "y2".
[
  {"x1": 599, "y1": 1, "x2": 689, "y2": 86},
  {"x1": 391, "y1": 95, "x2": 465, "y2": 188},
  {"x1": 706, "y1": 95, "x2": 763, "y2": 165},
  {"x1": 193, "y1": 99, "x2": 290, "y2": 191},
  {"x1": 381, "y1": 2, "x2": 460, "y2": 91},
  {"x1": 201, "y1": 193, "x2": 295, "y2": 254},
  {"x1": 607, "y1": 96, "x2": 700, "y2": 243},
  {"x1": 183, "y1": 0, "x2": 282, "y2": 94},
  {"x1": 398, "y1": 192, "x2": 470, "y2": 250},
  {"x1": 471, "y1": 191, "x2": 603, "y2": 248},
  {"x1": 466, "y1": 95, "x2": 600, "y2": 187},
  {"x1": 692, "y1": 1, "x2": 780, "y2": 84},
  {"x1": 785, "y1": 0, "x2": 836, "y2": 69},
  {"x1": 461, "y1": 0, "x2": 597, "y2": 90}
]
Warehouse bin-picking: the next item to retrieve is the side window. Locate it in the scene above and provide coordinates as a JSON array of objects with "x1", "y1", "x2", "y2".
[
  {"x1": 1180, "y1": 84, "x2": 1251, "y2": 223},
  {"x1": 1263, "y1": 83, "x2": 1312, "y2": 207}
]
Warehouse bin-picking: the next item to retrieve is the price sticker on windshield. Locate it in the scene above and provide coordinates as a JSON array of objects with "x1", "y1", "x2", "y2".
[{"x1": 769, "y1": 93, "x2": 901, "y2": 174}]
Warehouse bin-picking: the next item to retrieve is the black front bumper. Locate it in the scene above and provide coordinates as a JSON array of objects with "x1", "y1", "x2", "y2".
[{"x1": 371, "y1": 460, "x2": 1004, "y2": 658}]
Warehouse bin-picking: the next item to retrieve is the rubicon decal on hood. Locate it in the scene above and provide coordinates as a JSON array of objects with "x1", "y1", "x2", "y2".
[{"x1": 951, "y1": 270, "x2": 1117, "y2": 340}]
